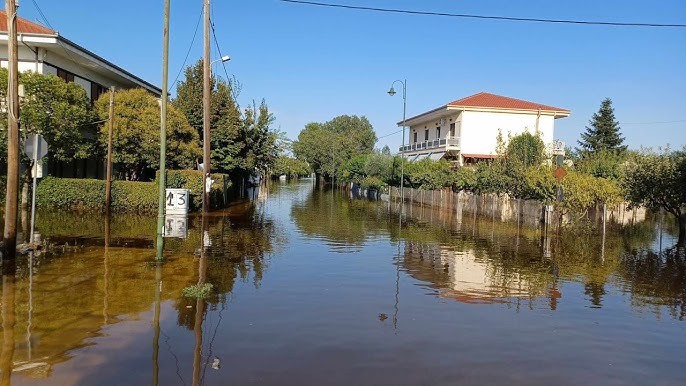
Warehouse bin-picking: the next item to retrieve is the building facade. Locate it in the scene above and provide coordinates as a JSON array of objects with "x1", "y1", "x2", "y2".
[
  {"x1": 0, "y1": 11, "x2": 161, "y2": 178},
  {"x1": 398, "y1": 92, "x2": 570, "y2": 165}
]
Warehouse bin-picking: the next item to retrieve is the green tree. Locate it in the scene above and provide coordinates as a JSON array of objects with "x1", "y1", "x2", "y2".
[
  {"x1": 0, "y1": 68, "x2": 96, "y2": 166},
  {"x1": 292, "y1": 115, "x2": 376, "y2": 182},
  {"x1": 577, "y1": 98, "x2": 626, "y2": 155},
  {"x1": 622, "y1": 148, "x2": 686, "y2": 244},
  {"x1": 504, "y1": 131, "x2": 545, "y2": 171},
  {"x1": 238, "y1": 99, "x2": 278, "y2": 179},
  {"x1": 94, "y1": 88, "x2": 201, "y2": 181},
  {"x1": 173, "y1": 59, "x2": 278, "y2": 180}
]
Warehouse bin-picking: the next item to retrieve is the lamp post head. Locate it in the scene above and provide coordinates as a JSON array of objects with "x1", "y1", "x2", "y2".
[
  {"x1": 387, "y1": 87, "x2": 396, "y2": 96},
  {"x1": 220, "y1": 55, "x2": 231, "y2": 63}
]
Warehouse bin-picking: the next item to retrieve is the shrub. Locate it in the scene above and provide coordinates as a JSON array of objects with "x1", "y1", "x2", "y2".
[
  {"x1": 36, "y1": 170, "x2": 231, "y2": 213},
  {"x1": 36, "y1": 177, "x2": 108, "y2": 211}
]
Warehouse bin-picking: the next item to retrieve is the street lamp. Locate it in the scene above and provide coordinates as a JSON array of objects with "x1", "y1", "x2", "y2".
[
  {"x1": 388, "y1": 79, "x2": 407, "y2": 216},
  {"x1": 211, "y1": 55, "x2": 231, "y2": 65}
]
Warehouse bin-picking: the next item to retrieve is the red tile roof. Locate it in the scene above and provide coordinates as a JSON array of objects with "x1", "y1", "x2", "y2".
[
  {"x1": 448, "y1": 92, "x2": 569, "y2": 113},
  {"x1": 0, "y1": 11, "x2": 56, "y2": 35}
]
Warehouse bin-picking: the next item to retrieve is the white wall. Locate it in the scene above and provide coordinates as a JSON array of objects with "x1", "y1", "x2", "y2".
[
  {"x1": 409, "y1": 112, "x2": 462, "y2": 143},
  {"x1": 460, "y1": 110, "x2": 555, "y2": 155},
  {"x1": 0, "y1": 42, "x2": 137, "y2": 94}
]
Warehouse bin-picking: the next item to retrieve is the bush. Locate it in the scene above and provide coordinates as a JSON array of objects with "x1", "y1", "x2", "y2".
[
  {"x1": 36, "y1": 177, "x2": 108, "y2": 211},
  {"x1": 406, "y1": 158, "x2": 453, "y2": 190},
  {"x1": 36, "y1": 170, "x2": 231, "y2": 213}
]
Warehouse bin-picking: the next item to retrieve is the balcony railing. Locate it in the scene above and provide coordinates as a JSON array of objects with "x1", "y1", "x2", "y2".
[{"x1": 399, "y1": 137, "x2": 460, "y2": 153}]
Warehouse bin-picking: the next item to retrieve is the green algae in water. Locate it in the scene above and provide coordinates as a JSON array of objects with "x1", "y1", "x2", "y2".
[{"x1": 183, "y1": 283, "x2": 214, "y2": 299}]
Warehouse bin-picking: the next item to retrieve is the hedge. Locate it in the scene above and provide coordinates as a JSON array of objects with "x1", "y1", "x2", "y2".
[{"x1": 36, "y1": 170, "x2": 231, "y2": 213}]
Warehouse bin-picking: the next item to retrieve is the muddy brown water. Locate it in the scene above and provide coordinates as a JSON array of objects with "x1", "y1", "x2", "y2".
[{"x1": 0, "y1": 180, "x2": 684, "y2": 385}]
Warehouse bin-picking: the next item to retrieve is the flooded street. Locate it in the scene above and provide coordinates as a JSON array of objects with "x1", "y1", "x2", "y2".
[{"x1": 1, "y1": 180, "x2": 684, "y2": 385}]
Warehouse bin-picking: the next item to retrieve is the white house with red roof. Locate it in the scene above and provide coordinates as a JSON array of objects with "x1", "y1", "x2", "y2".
[
  {"x1": 0, "y1": 10, "x2": 160, "y2": 178},
  {"x1": 398, "y1": 92, "x2": 570, "y2": 165}
]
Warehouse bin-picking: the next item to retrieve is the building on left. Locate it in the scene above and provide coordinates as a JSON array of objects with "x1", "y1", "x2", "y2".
[{"x1": 0, "y1": 10, "x2": 161, "y2": 178}]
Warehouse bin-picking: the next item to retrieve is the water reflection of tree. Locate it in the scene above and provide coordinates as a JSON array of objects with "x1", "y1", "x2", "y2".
[
  {"x1": 290, "y1": 188, "x2": 389, "y2": 251},
  {"x1": 173, "y1": 203, "x2": 285, "y2": 330},
  {"x1": 617, "y1": 246, "x2": 686, "y2": 320},
  {"x1": 396, "y1": 207, "x2": 666, "y2": 313}
]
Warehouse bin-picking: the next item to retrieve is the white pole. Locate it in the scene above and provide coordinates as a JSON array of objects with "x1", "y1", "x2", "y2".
[{"x1": 29, "y1": 135, "x2": 39, "y2": 244}]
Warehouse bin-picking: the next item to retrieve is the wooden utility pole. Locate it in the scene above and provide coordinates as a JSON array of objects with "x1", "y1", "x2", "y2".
[
  {"x1": 3, "y1": 0, "x2": 19, "y2": 258},
  {"x1": 202, "y1": 0, "x2": 211, "y2": 213},
  {"x1": 105, "y1": 87, "x2": 115, "y2": 214}
]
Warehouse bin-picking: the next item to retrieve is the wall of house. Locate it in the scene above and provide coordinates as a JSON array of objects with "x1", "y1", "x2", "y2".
[
  {"x1": 409, "y1": 112, "x2": 462, "y2": 144},
  {"x1": 0, "y1": 43, "x2": 133, "y2": 99},
  {"x1": 459, "y1": 110, "x2": 555, "y2": 156}
]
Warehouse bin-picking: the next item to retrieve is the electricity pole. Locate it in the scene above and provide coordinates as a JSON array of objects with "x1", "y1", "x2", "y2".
[
  {"x1": 105, "y1": 87, "x2": 115, "y2": 214},
  {"x1": 3, "y1": 0, "x2": 19, "y2": 258},
  {"x1": 202, "y1": 0, "x2": 211, "y2": 213},
  {"x1": 156, "y1": 0, "x2": 170, "y2": 261}
]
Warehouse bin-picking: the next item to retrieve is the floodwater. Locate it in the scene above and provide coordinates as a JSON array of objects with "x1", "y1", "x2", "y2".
[{"x1": 0, "y1": 180, "x2": 684, "y2": 385}]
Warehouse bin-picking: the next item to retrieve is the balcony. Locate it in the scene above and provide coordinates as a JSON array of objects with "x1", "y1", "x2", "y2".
[{"x1": 399, "y1": 137, "x2": 460, "y2": 153}]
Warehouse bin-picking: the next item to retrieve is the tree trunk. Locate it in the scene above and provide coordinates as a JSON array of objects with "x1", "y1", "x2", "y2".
[{"x1": 678, "y1": 214, "x2": 686, "y2": 246}]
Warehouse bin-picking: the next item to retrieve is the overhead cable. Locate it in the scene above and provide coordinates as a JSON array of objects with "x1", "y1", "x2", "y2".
[{"x1": 278, "y1": 0, "x2": 686, "y2": 28}]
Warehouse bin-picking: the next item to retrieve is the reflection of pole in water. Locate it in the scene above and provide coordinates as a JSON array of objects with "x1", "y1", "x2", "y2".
[
  {"x1": 26, "y1": 252, "x2": 34, "y2": 360},
  {"x1": 1, "y1": 261, "x2": 17, "y2": 386},
  {"x1": 659, "y1": 209, "x2": 664, "y2": 255},
  {"x1": 103, "y1": 226, "x2": 110, "y2": 325},
  {"x1": 194, "y1": 214, "x2": 209, "y2": 386},
  {"x1": 152, "y1": 263, "x2": 162, "y2": 386},
  {"x1": 393, "y1": 242, "x2": 401, "y2": 332},
  {"x1": 601, "y1": 204, "x2": 607, "y2": 262}
]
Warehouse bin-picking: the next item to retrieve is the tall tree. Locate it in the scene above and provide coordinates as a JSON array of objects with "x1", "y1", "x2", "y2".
[
  {"x1": 95, "y1": 88, "x2": 201, "y2": 181},
  {"x1": 577, "y1": 98, "x2": 626, "y2": 155},
  {"x1": 173, "y1": 59, "x2": 278, "y2": 180},
  {"x1": 292, "y1": 115, "x2": 376, "y2": 182}
]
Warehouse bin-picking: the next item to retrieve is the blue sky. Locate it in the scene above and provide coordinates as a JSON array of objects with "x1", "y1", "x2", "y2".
[{"x1": 13, "y1": 0, "x2": 686, "y2": 152}]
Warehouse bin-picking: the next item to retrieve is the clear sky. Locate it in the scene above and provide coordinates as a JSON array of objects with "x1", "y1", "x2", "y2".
[{"x1": 11, "y1": 0, "x2": 686, "y2": 152}]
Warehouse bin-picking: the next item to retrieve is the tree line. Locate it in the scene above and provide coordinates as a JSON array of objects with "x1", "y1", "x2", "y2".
[
  {"x1": 0, "y1": 59, "x2": 280, "y2": 186},
  {"x1": 289, "y1": 99, "x2": 685, "y2": 244}
]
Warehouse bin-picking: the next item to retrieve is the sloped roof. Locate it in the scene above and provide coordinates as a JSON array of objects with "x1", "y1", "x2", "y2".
[
  {"x1": 0, "y1": 11, "x2": 56, "y2": 35},
  {"x1": 448, "y1": 92, "x2": 569, "y2": 113}
]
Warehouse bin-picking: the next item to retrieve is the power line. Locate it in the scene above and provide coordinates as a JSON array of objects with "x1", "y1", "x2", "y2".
[
  {"x1": 620, "y1": 120, "x2": 686, "y2": 125},
  {"x1": 209, "y1": 15, "x2": 232, "y2": 85},
  {"x1": 377, "y1": 128, "x2": 404, "y2": 140},
  {"x1": 29, "y1": 0, "x2": 84, "y2": 70},
  {"x1": 277, "y1": 0, "x2": 686, "y2": 28},
  {"x1": 30, "y1": 0, "x2": 53, "y2": 30},
  {"x1": 170, "y1": 6, "x2": 203, "y2": 93}
]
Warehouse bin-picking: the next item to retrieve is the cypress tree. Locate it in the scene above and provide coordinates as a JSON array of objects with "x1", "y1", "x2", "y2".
[{"x1": 577, "y1": 98, "x2": 626, "y2": 155}]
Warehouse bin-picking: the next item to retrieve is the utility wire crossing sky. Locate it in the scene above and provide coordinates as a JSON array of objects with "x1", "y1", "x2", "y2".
[{"x1": 278, "y1": 0, "x2": 686, "y2": 28}]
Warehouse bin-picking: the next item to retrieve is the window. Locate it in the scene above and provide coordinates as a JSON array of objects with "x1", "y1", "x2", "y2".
[
  {"x1": 91, "y1": 83, "x2": 108, "y2": 104},
  {"x1": 424, "y1": 129, "x2": 429, "y2": 141},
  {"x1": 413, "y1": 131, "x2": 417, "y2": 143},
  {"x1": 436, "y1": 127, "x2": 441, "y2": 139},
  {"x1": 56, "y1": 68, "x2": 74, "y2": 83},
  {"x1": 450, "y1": 123, "x2": 455, "y2": 137}
]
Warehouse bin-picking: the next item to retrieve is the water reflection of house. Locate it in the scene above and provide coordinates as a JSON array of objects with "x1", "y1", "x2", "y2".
[
  {"x1": 402, "y1": 242, "x2": 549, "y2": 304},
  {"x1": 0, "y1": 11, "x2": 161, "y2": 179}
]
